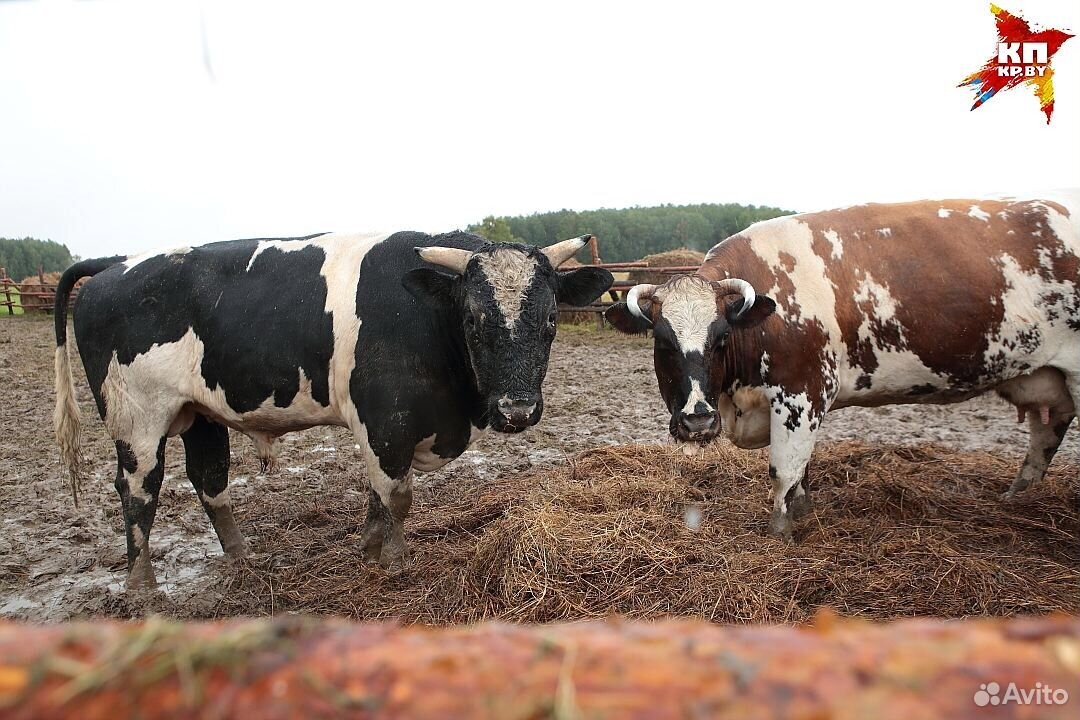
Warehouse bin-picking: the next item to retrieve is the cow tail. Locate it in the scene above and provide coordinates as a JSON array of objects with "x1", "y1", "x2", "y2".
[{"x1": 53, "y1": 256, "x2": 124, "y2": 506}]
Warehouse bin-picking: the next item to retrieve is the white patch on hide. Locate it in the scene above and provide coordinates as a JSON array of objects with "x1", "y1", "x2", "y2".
[
  {"x1": 475, "y1": 249, "x2": 539, "y2": 334},
  {"x1": 202, "y1": 487, "x2": 232, "y2": 509},
  {"x1": 680, "y1": 378, "x2": 712, "y2": 416},
  {"x1": 317, "y1": 233, "x2": 390, "y2": 435},
  {"x1": 100, "y1": 328, "x2": 347, "y2": 468},
  {"x1": 838, "y1": 272, "x2": 947, "y2": 401},
  {"x1": 123, "y1": 246, "x2": 193, "y2": 273},
  {"x1": 656, "y1": 276, "x2": 719, "y2": 355},
  {"x1": 823, "y1": 229, "x2": 843, "y2": 259},
  {"x1": 743, "y1": 217, "x2": 839, "y2": 328}
]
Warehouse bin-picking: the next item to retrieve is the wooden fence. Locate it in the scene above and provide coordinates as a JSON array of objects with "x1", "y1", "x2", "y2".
[
  {"x1": 1, "y1": 266, "x2": 75, "y2": 316},
  {"x1": 0, "y1": 267, "x2": 20, "y2": 315},
  {"x1": 558, "y1": 236, "x2": 700, "y2": 328}
]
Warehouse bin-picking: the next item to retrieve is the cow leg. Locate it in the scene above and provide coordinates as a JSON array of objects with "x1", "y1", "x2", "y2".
[
  {"x1": 181, "y1": 414, "x2": 247, "y2": 557},
  {"x1": 114, "y1": 437, "x2": 167, "y2": 590},
  {"x1": 360, "y1": 487, "x2": 389, "y2": 564},
  {"x1": 1005, "y1": 408, "x2": 1074, "y2": 499},
  {"x1": 361, "y1": 450, "x2": 414, "y2": 570},
  {"x1": 378, "y1": 476, "x2": 413, "y2": 569},
  {"x1": 788, "y1": 466, "x2": 813, "y2": 520},
  {"x1": 766, "y1": 405, "x2": 820, "y2": 542},
  {"x1": 362, "y1": 478, "x2": 413, "y2": 569}
]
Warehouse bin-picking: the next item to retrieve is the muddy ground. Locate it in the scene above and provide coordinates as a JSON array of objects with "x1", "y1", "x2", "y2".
[{"x1": 1, "y1": 316, "x2": 1077, "y2": 622}]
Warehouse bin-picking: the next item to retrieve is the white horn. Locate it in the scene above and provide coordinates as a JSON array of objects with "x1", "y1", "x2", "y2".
[
  {"x1": 715, "y1": 278, "x2": 756, "y2": 315},
  {"x1": 542, "y1": 235, "x2": 592, "y2": 267},
  {"x1": 626, "y1": 283, "x2": 658, "y2": 322},
  {"x1": 416, "y1": 246, "x2": 472, "y2": 275}
]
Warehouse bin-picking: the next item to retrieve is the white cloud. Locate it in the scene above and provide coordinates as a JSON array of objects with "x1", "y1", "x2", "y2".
[{"x1": 0, "y1": 0, "x2": 1077, "y2": 258}]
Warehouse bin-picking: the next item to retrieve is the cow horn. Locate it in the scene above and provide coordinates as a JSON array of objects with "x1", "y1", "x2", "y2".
[
  {"x1": 626, "y1": 283, "x2": 658, "y2": 323},
  {"x1": 715, "y1": 278, "x2": 756, "y2": 316},
  {"x1": 542, "y1": 235, "x2": 592, "y2": 267},
  {"x1": 416, "y1": 247, "x2": 473, "y2": 275}
]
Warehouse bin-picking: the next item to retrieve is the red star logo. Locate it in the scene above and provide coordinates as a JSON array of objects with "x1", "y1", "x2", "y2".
[{"x1": 959, "y1": 4, "x2": 1073, "y2": 123}]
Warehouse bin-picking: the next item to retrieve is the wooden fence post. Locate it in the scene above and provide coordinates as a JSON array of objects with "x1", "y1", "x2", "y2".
[
  {"x1": 589, "y1": 236, "x2": 607, "y2": 330},
  {"x1": 1, "y1": 267, "x2": 12, "y2": 316}
]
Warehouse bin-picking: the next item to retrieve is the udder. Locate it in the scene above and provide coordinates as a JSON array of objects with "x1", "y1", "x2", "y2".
[
  {"x1": 995, "y1": 367, "x2": 1075, "y2": 425},
  {"x1": 718, "y1": 387, "x2": 771, "y2": 449}
]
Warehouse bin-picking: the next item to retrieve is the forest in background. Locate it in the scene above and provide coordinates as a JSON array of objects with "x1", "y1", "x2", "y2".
[
  {"x1": 2, "y1": 201, "x2": 796, "y2": 280},
  {"x1": 0, "y1": 237, "x2": 74, "y2": 280},
  {"x1": 468, "y1": 202, "x2": 794, "y2": 262}
]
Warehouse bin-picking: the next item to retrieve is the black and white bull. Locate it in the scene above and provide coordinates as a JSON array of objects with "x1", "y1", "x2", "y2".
[
  {"x1": 606, "y1": 193, "x2": 1080, "y2": 540},
  {"x1": 54, "y1": 231, "x2": 612, "y2": 588}
]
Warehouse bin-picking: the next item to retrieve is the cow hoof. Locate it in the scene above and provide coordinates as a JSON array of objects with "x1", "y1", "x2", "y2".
[
  {"x1": 378, "y1": 550, "x2": 411, "y2": 571},
  {"x1": 124, "y1": 546, "x2": 159, "y2": 591},
  {"x1": 767, "y1": 510, "x2": 794, "y2": 544},
  {"x1": 125, "y1": 565, "x2": 158, "y2": 592},
  {"x1": 223, "y1": 540, "x2": 249, "y2": 559},
  {"x1": 1001, "y1": 484, "x2": 1029, "y2": 502},
  {"x1": 789, "y1": 493, "x2": 813, "y2": 520},
  {"x1": 378, "y1": 543, "x2": 411, "y2": 571},
  {"x1": 359, "y1": 523, "x2": 385, "y2": 564},
  {"x1": 771, "y1": 530, "x2": 795, "y2": 545},
  {"x1": 126, "y1": 579, "x2": 159, "y2": 593},
  {"x1": 361, "y1": 537, "x2": 383, "y2": 565}
]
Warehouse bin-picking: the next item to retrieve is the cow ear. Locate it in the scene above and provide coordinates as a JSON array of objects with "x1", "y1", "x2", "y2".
[
  {"x1": 403, "y1": 268, "x2": 457, "y2": 308},
  {"x1": 556, "y1": 267, "x2": 613, "y2": 307},
  {"x1": 727, "y1": 295, "x2": 776, "y2": 329},
  {"x1": 606, "y1": 302, "x2": 651, "y2": 334}
]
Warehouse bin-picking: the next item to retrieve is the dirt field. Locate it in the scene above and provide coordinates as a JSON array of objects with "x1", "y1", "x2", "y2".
[{"x1": 1, "y1": 316, "x2": 1078, "y2": 622}]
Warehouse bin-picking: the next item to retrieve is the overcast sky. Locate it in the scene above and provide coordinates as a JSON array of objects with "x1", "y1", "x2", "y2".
[{"x1": 1, "y1": 0, "x2": 1077, "y2": 259}]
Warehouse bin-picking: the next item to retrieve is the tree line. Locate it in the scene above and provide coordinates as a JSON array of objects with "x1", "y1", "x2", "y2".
[
  {"x1": 468, "y1": 202, "x2": 794, "y2": 263},
  {"x1": 0, "y1": 237, "x2": 75, "y2": 281}
]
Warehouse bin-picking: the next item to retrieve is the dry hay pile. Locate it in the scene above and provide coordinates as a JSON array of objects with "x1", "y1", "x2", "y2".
[
  {"x1": 628, "y1": 247, "x2": 706, "y2": 285},
  {"x1": 17, "y1": 271, "x2": 68, "y2": 312},
  {"x1": 203, "y1": 441, "x2": 1080, "y2": 624},
  {"x1": 18, "y1": 271, "x2": 59, "y2": 312}
]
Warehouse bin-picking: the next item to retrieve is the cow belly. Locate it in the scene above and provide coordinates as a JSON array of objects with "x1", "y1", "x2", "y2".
[{"x1": 100, "y1": 328, "x2": 344, "y2": 445}]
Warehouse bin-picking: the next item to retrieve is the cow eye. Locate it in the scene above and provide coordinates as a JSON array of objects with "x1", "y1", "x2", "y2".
[
  {"x1": 464, "y1": 311, "x2": 476, "y2": 330},
  {"x1": 547, "y1": 311, "x2": 557, "y2": 329}
]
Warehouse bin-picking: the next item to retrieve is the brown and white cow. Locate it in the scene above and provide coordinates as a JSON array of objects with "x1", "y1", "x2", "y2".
[{"x1": 607, "y1": 193, "x2": 1080, "y2": 540}]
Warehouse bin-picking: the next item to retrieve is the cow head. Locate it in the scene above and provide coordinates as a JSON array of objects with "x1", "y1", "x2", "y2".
[
  {"x1": 605, "y1": 275, "x2": 776, "y2": 445},
  {"x1": 404, "y1": 236, "x2": 612, "y2": 433}
]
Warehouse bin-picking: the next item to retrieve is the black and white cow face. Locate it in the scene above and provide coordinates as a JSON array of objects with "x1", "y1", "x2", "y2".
[
  {"x1": 606, "y1": 275, "x2": 776, "y2": 444},
  {"x1": 404, "y1": 238, "x2": 612, "y2": 433}
]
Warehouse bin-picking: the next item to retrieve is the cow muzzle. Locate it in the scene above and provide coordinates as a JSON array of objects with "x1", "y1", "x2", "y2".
[
  {"x1": 490, "y1": 395, "x2": 542, "y2": 434},
  {"x1": 673, "y1": 410, "x2": 720, "y2": 443}
]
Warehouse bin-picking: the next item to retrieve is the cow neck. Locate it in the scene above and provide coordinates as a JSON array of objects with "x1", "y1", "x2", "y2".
[
  {"x1": 720, "y1": 325, "x2": 765, "y2": 392},
  {"x1": 441, "y1": 304, "x2": 489, "y2": 428}
]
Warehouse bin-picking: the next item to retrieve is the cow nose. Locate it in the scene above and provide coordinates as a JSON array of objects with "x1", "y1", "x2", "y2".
[
  {"x1": 498, "y1": 398, "x2": 537, "y2": 425},
  {"x1": 680, "y1": 412, "x2": 718, "y2": 435}
]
